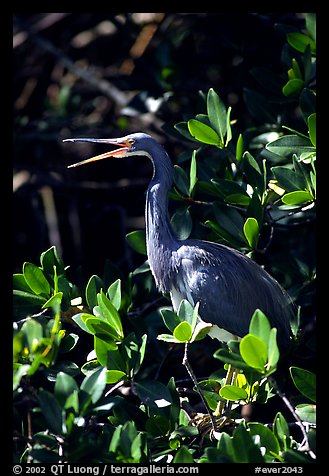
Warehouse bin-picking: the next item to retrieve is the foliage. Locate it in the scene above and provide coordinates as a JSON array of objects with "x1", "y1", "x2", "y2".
[{"x1": 13, "y1": 13, "x2": 315, "y2": 464}]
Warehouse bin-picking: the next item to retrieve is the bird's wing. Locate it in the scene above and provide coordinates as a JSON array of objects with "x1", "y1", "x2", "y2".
[{"x1": 171, "y1": 241, "x2": 292, "y2": 343}]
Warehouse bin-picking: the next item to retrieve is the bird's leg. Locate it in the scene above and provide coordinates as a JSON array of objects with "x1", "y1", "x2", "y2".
[{"x1": 183, "y1": 342, "x2": 218, "y2": 433}]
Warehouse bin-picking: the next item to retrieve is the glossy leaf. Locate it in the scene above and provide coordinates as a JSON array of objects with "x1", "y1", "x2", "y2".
[
  {"x1": 173, "y1": 164, "x2": 190, "y2": 196},
  {"x1": 96, "y1": 291, "x2": 123, "y2": 338},
  {"x1": 135, "y1": 380, "x2": 172, "y2": 408},
  {"x1": 290, "y1": 367, "x2": 316, "y2": 402},
  {"x1": 308, "y1": 113, "x2": 316, "y2": 147},
  {"x1": 173, "y1": 321, "x2": 193, "y2": 342},
  {"x1": 243, "y1": 217, "x2": 259, "y2": 249},
  {"x1": 72, "y1": 312, "x2": 95, "y2": 334},
  {"x1": 170, "y1": 206, "x2": 192, "y2": 240},
  {"x1": 107, "y1": 279, "x2": 122, "y2": 311},
  {"x1": 160, "y1": 308, "x2": 181, "y2": 332},
  {"x1": 281, "y1": 190, "x2": 313, "y2": 205},
  {"x1": 282, "y1": 78, "x2": 304, "y2": 97},
  {"x1": 240, "y1": 334, "x2": 268, "y2": 370},
  {"x1": 287, "y1": 32, "x2": 316, "y2": 55},
  {"x1": 106, "y1": 370, "x2": 126, "y2": 384},
  {"x1": 267, "y1": 328, "x2": 280, "y2": 371},
  {"x1": 21, "y1": 319, "x2": 43, "y2": 352},
  {"x1": 219, "y1": 384, "x2": 248, "y2": 401},
  {"x1": 249, "y1": 309, "x2": 271, "y2": 345},
  {"x1": 295, "y1": 404, "x2": 316, "y2": 423},
  {"x1": 80, "y1": 366, "x2": 107, "y2": 404},
  {"x1": 236, "y1": 133, "x2": 244, "y2": 161},
  {"x1": 38, "y1": 390, "x2": 63, "y2": 434},
  {"x1": 271, "y1": 165, "x2": 306, "y2": 192},
  {"x1": 42, "y1": 292, "x2": 63, "y2": 310},
  {"x1": 54, "y1": 371, "x2": 79, "y2": 407},
  {"x1": 248, "y1": 422, "x2": 280, "y2": 456},
  {"x1": 187, "y1": 119, "x2": 221, "y2": 146},
  {"x1": 126, "y1": 230, "x2": 147, "y2": 255},
  {"x1": 86, "y1": 275, "x2": 103, "y2": 309},
  {"x1": 207, "y1": 88, "x2": 227, "y2": 144},
  {"x1": 266, "y1": 135, "x2": 315, "y2": 159},
  {"x1": 23, "y1": 263, "x2": 50, "y2": 295},
  {"x1": 173, "y1": 445, "x2": 195, "y2": 463},
  {"x1": 85, "y1": 317, "x2": 120, "y2": 343},
  {"x1": 189, "y1": 150, "x2": 197, "y2": 195}
]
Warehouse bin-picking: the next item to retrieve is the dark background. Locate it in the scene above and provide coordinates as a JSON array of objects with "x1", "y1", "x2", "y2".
[{"x1": 13, "y1": 12, "x2": 306, "y2": 281}]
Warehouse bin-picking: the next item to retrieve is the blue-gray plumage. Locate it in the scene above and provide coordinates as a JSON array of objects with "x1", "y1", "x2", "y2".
[{"x1": 65, "y1": 132, "x2": 293, "y2": 350}]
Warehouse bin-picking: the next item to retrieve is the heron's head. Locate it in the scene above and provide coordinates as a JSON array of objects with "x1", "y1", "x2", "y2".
[{"x1": 64, "y1": 132, "x2": 156, "y2": 168}]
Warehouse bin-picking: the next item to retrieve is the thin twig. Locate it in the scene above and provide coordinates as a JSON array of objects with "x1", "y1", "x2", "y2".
[
  {"x1": 268, "y1": 376, "x2": 316, "y2": 459},
  {"x1": 183, "y1": 342, "x2": 217, "y2": 433}
]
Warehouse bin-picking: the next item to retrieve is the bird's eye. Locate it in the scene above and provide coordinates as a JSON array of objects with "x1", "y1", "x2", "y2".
[{"x1": 127, "y1": 139, "x2": 135, "y2": 146}]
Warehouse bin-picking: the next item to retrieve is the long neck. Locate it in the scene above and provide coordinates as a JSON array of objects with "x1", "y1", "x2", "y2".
[{"x1": 145, "y1": 146, "x2": 177, "y2": 292}]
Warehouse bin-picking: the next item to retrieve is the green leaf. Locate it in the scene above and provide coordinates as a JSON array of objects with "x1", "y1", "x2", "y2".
[
  {"x1": 126, "y1": 230, "x2": 147, "y2": 255},
  {"x1": 80, "y1": 366, "x2": 107, "y2": 404},
  {"x1": 173, "y1": 445, "x2": 195, "y2": 463},
  {"x1": 249, "y1": 309, "x2": 271, "y2": 345},
  {"x1": 42, "y1": 292, "x2": 63, "y2": 310},
  {"x1": 248, "y1": 422, "x2": 280, "y2": 456},
  {"x1": 271, "y1": 165, "x2": 306, "y2": 192},
  {"x1": 295, "y1": 403, "x2": 316, "y2": 423},
  {"x1": 267, "y1": 328, "x2": 280, "y2": 371},
  {"x1": 135, "y1": 380, "x2": 172, "y2": 409},
  {"x1": 219, "y1": 384, "x2": 248, "y2": 401},
  {"x1": 173, "y1": 321, "x2": 193, "y2": 342},
  {"x1": 273, "y1": 412, "x2": 290, "y2": 450},
  {"x1": 305, "y1": 13, "x2": 316, "y2": 41},
  {"x1": 145, "y1": 415, "x2": 170, "y2": 437},
  {"x1": 174, "y1": 121, "x2": 195, "y2": 142},
  {"x1": 13, "y1": 273, "x2": 33, "y2": 292},
  {"x1": 21, "y1": 319, "x2": 43, "y2": 352},
  {"x1": 59, "y1": 333, "x2": 79, "y2": 353},
  {"x1": 85, "y1": 275, "x2": 103, "y2": 309},
  {"x1": 106, "y1": 370, "x2": 126, "y2": 384},
  {"x1": 236, "y1": 133, "x2": 244, "y2": 161},
  {"x1": 243, "y1": 217, "x2": 259, "y2": 249},
  {"x1": 38, "y1": 390, "x2": 63, "y2": 434},
  {"x1": 54, "y1": 371, "x2": 79, "y2": 407},
  {"x1": 177, "y1": 299, "x2": 197, "y2": 327},
  {"x1": 225, "y1": 106, "x2": 232, "y2": 146},
  {"x1": 160, "y1": 308, "x2": 181, "y2": 332},
  {"x1": 189, "y1": 150, "x2": 197, "y2": 195},
  {"x1": 40, "y1": 246, "x2": 65, "y2": 279},
  {"x1": 213, "y1": 348, "x2": 253, "y2": 372},
  {"x1": 242, "y1": 151, "x2": 264, "y2": 193},
  {"x1": 187, "y1": 119, "x2": 221, "y2": 146},
  {"x1": 308, "y1": 113, "x2": 316, "y2": 147},
  {"x1": 107, "y1": 279, "x2": 122, "y2": 311},
  {"x1": 282, "y1": 78, "x2": 304, "y2": 97},
  {"x1": 23, "y1": 263, "x2": 50, "y2": 295},
  {"x1": 290, "y1": 367, "x2": 316, "y2": 402},
  {"x1": 170, "y1": 206, "x2": 192, "y2": 240},
  {"x1": 85, "y1": 317, "x2": 120, "y2": 343},
  {"x1": 240, "y1": 334, "x2": 268, "y2": 371},
  {"x1": 173, "y1": 165, "x2": 190, "y2": 196},
  {"x1": 72, "y1": 313, "x2": 94, "y2": 334},
  {"x1": 266, "y1": 135, "x2": 315, "y2": 160},
  {"x1": 281, "y1": 190, "x2": 313, "y2": 206},
  {"x1": 287, "y1": 32, "x2": 316, "y2": 55},
  {"x1": 206, "y1": 88, "x2": 227, "y2": 144},
  {"x1": 95, "y1": 336, "x2": 120, "y2": 366},
  {"x1": 96, "y1": 290, "x2": 124, "y2": 338}
]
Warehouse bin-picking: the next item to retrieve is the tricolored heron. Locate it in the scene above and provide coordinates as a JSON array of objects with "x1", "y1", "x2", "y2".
[{"x1": 64, "y1": 132, "x2": 294, "y2": 428}]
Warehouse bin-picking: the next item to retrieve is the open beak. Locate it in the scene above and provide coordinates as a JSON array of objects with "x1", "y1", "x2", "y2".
[{"x1": 63, "y1": 137, "x2": 131, "y2": 168}]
